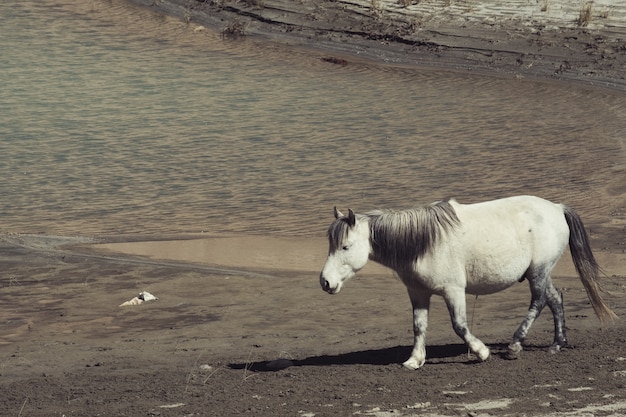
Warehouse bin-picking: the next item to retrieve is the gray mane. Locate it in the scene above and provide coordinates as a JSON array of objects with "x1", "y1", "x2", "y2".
[
  {"x1": 327, "y1": 215, "x2": 355, "y2": 254},
  {"x1": 326, "y1": 200, "x2": 460, "y2": 268},
  {"x1": 368, "y1": 200, "x2": 459, "y2": 269}
]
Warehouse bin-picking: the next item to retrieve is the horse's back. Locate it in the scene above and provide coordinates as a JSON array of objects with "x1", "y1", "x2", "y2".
[
  {"x1": 456, "y1": 195, "x2": 562, "y2": 215},
  {"x1": 447, "y1": 196, "x2": 569, "y2": 293},
  {"x1": 455, "y1": 195, "x2": 569, "y2": 251},
  {"x1": 454, "y1": 195, "x2": 567, "y2": 235}
]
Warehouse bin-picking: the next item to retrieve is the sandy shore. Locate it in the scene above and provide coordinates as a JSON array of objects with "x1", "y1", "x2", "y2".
[
  {"x1": 133, "y1": 0, "x2": 626, "y2": 92},
  {"x1": 2, "y1": 230, "x2": 625, "y2": 416}
]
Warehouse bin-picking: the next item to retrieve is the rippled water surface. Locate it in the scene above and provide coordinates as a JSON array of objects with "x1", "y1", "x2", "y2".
[{"x1": 1, "y1": 0, "x2": 625, "y2": 238}]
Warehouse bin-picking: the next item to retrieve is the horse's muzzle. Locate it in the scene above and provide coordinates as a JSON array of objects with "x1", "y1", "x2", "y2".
[{"x1": 320, "y1": 274, "x2": 336, "y2": 294}]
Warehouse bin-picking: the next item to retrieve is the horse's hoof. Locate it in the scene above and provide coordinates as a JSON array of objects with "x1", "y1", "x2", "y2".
[
  {"x1": 477, "y1": 346, "x2": 490, "y2": 362},
  {"x1": 549, "y1": 344, "x2": 563, "y2": 354},
  {"x1": 506, "y1": 342, "x2": 522, "y2": 360},
  {"x1": 505, "y1": 350, "x2": 521, "y2": 360},
  {"x1": 402, "y1": 358, "x2": 425, "y2": 370}
]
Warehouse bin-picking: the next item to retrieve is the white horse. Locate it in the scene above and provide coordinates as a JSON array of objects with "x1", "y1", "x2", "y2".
[{"x1": 319, "y1": 195, "x2": 616, "y2": 369}]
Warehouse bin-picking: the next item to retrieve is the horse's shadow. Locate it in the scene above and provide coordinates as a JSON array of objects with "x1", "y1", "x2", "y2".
[{"x1": 228, "y1": 343, "x2": 512, "y2": 372}]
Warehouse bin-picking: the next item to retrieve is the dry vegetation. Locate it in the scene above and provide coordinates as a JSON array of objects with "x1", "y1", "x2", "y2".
[
  {"x1": 577, "y1": 1, "x2": 593, "y2": 27},
  {"x1": 221, "y1": 18, "x2": 248, "y2": 38}
]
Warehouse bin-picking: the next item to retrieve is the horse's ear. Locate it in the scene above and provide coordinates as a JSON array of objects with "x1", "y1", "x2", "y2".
[
  {"x1": 347, "y1": 208, "x2": 356, "y2": 227},
  {"x1": 334, "y1": 206, "x2": 344, "y2": 219}
]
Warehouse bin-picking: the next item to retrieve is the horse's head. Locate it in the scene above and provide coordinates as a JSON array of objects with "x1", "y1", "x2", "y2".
[{"x1": 320, "y1": 207, "x2": 371, "y2": 294}]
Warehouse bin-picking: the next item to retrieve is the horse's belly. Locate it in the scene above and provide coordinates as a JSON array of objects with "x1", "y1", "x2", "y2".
[
  {"x1": 465, "y1": 278, "x2": 519, "y2": 295},
  {"x1": 464, "y1": 261, "x2": 527, "y2": 295}
]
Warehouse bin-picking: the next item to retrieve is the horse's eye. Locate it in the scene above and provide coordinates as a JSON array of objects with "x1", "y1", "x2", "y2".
[{"x1": 342, "y1": 245, "x2": 350, "y2": 251}]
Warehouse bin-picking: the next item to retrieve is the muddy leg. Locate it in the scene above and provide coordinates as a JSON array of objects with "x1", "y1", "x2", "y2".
[
  {"x1": 508, "y1": 272, "x2": 549, "y2": 359},
  {"x1": 545, "y1": 280, "x2": 567, "y2": 353}
]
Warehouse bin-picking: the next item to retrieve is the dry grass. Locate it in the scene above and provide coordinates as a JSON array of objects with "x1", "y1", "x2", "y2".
[
  {"x1": 371, "y1": 0, "x2": 382, "y2": 14},
  {"x1": 184, "y1": 0, "x2": 193, "y2": 24},
  {"x1": 221, "y1": 19, "x2": 248, "y2": 38},
  {"x1": 577, "y1": 1, "x2": 593, "y2": 27},
  {"x1": 597, "y1": 6, "x2": 612, "y2": 19},
  {"x1": 17, "y1": 397, "x2": 28, "y2": 417}
]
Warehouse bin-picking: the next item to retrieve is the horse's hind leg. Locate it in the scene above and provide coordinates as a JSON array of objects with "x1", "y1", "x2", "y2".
[
  {"x1": 545, "y1": 280, "x2": 567, "y2": 352},
  {"x1": 508, "y1": 293, "x2": 546, "y2": 358},
  {"x1": 508, "y1": 272, "x2": 566, "y2": 358},
  {"x1": 443, "y1": 287, "x2": 490, "y2": 362}
]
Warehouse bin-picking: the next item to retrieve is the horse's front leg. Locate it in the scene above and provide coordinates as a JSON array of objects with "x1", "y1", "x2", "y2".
[
  {"x1": 443, "y1": 287, "x2": 490, "y2": 362},
  {"x1": 403, "y1": 288, "x2": 431, "y2": 370}
]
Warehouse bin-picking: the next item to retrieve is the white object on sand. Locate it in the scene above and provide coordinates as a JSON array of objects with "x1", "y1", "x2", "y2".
[
  {"x1": 139, "y1": 291, "x2": 158, "y2": 302},
  {"x1": 119, "y1": 291, "x2": 159, "y2": 307}
]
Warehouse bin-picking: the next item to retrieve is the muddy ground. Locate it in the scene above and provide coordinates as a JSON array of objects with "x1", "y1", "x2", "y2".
[
  {"x1": 1, "y1": 230, "x2": 625, "y2": 416},
  {"x1": 2, "y1": 0, "x2": 626, "y2": 416}
]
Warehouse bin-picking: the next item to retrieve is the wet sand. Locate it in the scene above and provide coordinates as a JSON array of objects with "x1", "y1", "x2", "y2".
[
  {"x1": 1, "y1": 231, "x2": 625, "y2": 416},
  {"x1": 93, "y1": 234, "x2": 626, "y2": 278}
]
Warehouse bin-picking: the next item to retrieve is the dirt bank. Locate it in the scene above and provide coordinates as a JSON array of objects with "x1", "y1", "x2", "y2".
[{"x1": 134, "y1": 0, "x2": 626, "y2": 92}]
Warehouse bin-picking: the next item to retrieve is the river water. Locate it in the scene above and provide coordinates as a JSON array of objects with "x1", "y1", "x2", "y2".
[{"x1": 1, "y1": 0, "x2": 625, "y2": 240}]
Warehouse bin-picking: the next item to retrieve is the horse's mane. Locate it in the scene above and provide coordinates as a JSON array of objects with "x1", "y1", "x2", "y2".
[
  {"x1": 327, "y1": 216, "x2": 354, "y2": 254},
  {"x1": 326, "y1": 200, "x2": 460, "y2": 268},
  {"x1": 368, "y1": 200, "x2": 460, "y2": 269}
]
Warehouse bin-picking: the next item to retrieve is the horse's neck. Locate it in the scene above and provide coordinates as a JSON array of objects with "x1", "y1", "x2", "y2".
[{"x1": 366, "y1": 220, "x2": 397, "y2": 270}]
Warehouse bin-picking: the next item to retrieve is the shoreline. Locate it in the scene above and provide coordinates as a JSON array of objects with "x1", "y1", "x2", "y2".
[
  {"x1": 131, "y1": 0, "x2": 626, "y2": 93},
  {"x1": 3, "y1": 230, "x2": 626, "y2": 278}
]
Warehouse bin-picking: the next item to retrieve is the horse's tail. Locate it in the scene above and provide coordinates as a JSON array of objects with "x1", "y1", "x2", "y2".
[{"x1": 563, "y1": 206, "x2": 617, "y2": 323}]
